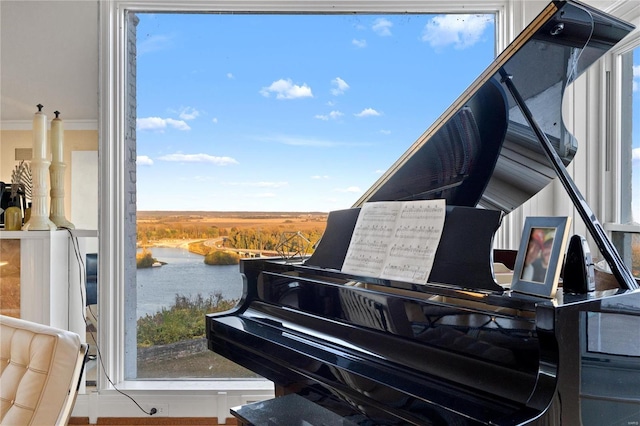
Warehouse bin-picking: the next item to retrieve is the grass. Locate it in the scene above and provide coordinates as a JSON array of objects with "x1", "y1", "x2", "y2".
[{"x1": 137, "y1": 350, "x2": 261, "y2": 379}]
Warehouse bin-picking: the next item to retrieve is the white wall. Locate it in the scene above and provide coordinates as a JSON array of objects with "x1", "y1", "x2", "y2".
[{"x1": 0, "y1": 0, "x2": 99, "y2": 122}]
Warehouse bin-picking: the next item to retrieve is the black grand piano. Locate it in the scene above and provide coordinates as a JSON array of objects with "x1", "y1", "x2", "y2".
[{"x1": 207, "y1": 1, "x2": 640, "y2": 424}]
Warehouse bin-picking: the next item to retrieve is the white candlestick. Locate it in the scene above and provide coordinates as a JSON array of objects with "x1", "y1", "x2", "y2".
[
  {"x1": 32, "y1": 104, "x2": 47, "y2": 160},
  {"x1": 51, "y1": 111, "x2": 63, "y2": 163}
]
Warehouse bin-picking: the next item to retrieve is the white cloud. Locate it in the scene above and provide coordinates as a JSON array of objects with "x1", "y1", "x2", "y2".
[
  {"x1": 212, "y1": 117, "x2": 218, "y2": 124},
  {"x1": 157, "y1": 153, "x2": 238, "y2": 165},
  {"x1": 375, "y1": 169, "x2": 385, "y2": 174},
  {"x1": 633, "y1": 65, "x2": 640, "y2": 92},
  {"x1": 178, "y1": 107, "x2": 200, "y2": 121},
  {"x1": 331, "y1": 77, "x2": 350, "y2": 96},
  {"x1": 138, "y1": 34, "x2": 172, "y2": 55},
  {"x1": 227, "y1": 72, "x2": 235, "y2": 79},
  {"x1": 421, "y1": 14, "x2": 492, "y2": 50},
  {"x1": 355, "y1": 108, "x2": 381, "y2": 118},
  {"x1": 136, "y1": 155, "x2": 154, "y2": 166},
  {"x1": 137, "y1": 117, "x2": 190, "y2": 131},
  {"x1": 165, "y1": 118, "x2": 190, "y2": 130},
  {"x1": 311, "y1": 175, "x2": 330, "y2": 180},
  {"x1": 335, "y1": 186, "x2": 362, "y2": 193},
  {"x1": 633, "y1": 148, "x2": 640, "y2": 164},
  {"x1": 315, "y1": 111, "x2": 344, "y2": 121},
  {"x1": 379, "y1": 129, "x2": 391, "y2": 135},
  {"x1": 260, "y1": 79, "x2": 313, "y2": 99},
  {"x1": 254, "y1": 192, "x2": 276, "y2": 198},
  {"x1": 372, "y1": 18, "x2": 393, "y2": 37},
  {"x1": 352, "y1": 39, "x2": 367, "y2": 48}
]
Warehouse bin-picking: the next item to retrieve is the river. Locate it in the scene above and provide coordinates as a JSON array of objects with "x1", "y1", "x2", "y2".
[{"x1": 136, "y1": 247, "x2": 243, "y2": 319}]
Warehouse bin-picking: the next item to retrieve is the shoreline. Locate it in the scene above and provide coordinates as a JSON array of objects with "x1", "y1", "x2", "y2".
[{"x1": 140, "y1": 239, "x2": 205, "y2": 249}]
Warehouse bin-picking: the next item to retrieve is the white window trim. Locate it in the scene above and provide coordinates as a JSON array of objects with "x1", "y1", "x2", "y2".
[
  {"x1": 603, "y1": 3, "x2": 640, "y2": 229},
  {"x1": 91, "y1": 0, "x2": 511, "y2": 421}
]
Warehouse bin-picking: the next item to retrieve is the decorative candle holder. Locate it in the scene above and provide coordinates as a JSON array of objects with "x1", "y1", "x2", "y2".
[
  {"x1": 49, "y1": 111, "x2": 74, "y2": 229},
  {"x1": 23, "y1": 104, "x2": 56, "y2": 231},
  {"x1": 23, "y1": 157, "x2": 56, "y2": 230}
]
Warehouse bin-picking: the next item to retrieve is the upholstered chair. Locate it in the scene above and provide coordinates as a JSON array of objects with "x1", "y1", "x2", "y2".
[{"x1": 0, "y1": 315, "x2": 87, "y2": 425}]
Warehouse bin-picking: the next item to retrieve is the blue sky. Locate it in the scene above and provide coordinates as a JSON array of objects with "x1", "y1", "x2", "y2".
[{"x1": 134, "y1": 13, "x2": 497, "y2": 212}]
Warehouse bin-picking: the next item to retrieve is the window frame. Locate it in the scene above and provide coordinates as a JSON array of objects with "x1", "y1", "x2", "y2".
[
  {"x1": 602, "y1": 3, "x2": 640, "y2": 269},
  {"x1": 95, "y1": 0, "x2": 511, "y2": 419}
]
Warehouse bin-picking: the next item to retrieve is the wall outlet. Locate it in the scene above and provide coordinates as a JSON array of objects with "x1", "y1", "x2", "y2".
[{"x1": 148, "y1": 403, "x2": 169, "y2": 417}]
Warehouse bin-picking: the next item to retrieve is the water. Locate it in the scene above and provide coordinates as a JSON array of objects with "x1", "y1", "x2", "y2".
[{"x1": 136, "y1": 247, "x2": 243, "y2": 318}]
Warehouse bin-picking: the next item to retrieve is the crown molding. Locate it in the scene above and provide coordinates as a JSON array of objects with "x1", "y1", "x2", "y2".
[{"x1": 0, "y1": 119, "x2": 98, "y2": 131}]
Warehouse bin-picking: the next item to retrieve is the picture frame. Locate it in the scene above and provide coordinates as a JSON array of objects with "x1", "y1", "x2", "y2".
[{"x1": 511, "y1": 216, "x2": 572, "y2": 298}]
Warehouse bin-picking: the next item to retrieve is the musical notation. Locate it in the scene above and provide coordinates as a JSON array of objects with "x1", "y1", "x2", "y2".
[
  {"x1": 399, "y1": 203, "x2": 444, "y2": 221},
  {"x1": 389, "y1": 244, "x2": 436, "y2": 259},
  {"x1": 394, "y1": 225, "x2": 441, "y2": 239},
  {"x1": 341, "y1": 200, "x2": 446, "y2": 284},
  {"x1": 381, "y1": 263, "x2": 429, "y2": 282}
]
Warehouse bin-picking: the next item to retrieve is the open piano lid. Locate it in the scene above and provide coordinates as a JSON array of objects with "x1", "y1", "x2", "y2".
[
  {"x1": 208, "y1": 3, "x2": 640, "y2": 424},
  {"x1": 345, "y1": 0, "x2": 637, "y2": 291}
]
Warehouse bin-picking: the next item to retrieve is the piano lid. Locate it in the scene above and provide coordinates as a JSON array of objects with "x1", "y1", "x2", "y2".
[
  {"x1": 357, "y1": 0, "x2": 632, "y2": 211},
  {"x1": 353, "y1": 0, "x2": 637, "y2": 289}
]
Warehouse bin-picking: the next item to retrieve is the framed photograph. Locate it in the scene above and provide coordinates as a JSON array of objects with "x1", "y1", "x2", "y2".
[{"x1": 511, "y1": 216, "x2": 572, "y2": 298}]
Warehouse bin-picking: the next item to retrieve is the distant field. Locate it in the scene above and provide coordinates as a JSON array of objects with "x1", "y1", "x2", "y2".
[{"x1": 137, "y1": 211, "x2": 328, "y2": 232}]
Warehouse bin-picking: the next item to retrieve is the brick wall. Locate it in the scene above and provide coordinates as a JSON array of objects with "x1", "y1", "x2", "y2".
[{"x1": 124, "y1": 11, "x2": 140, "y2": 379}]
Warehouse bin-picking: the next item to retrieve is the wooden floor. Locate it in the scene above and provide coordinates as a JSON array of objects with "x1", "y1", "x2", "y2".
[{"x1": 70, "y1": 417, "x2": 237, "y2": 425}]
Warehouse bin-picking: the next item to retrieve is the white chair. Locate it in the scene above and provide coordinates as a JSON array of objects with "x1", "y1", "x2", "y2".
[{"x1": 0, "y1": 315, "x2": 87, "y2": 425}]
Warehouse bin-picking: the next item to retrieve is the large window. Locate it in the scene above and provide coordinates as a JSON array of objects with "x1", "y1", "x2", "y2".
[
  {"x1": 609, "y1": 29, "x2": 640, "y2": 277},
  {"x1": 99, "y1": 0, "x2": 513, "y2": 419},
  {"x1": 129, "y1": 11, "x2": 495, "y2": 380}
]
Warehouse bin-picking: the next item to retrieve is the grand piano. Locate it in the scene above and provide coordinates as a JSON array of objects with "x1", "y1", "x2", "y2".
[{"x1": 207, "y1": 1, "x2": 640, "y2": 424}]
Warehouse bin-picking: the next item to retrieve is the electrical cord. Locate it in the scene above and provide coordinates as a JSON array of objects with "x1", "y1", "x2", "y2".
[{"x1": 64, "y1": 228, "x2": 157, "y2": 416}]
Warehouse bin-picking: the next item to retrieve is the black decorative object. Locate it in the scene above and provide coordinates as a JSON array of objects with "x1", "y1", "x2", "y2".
[{"x1": 562, "y1": 234, "x2": 595, "y2": 294}]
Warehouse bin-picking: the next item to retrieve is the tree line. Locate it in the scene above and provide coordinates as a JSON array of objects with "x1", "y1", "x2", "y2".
[
  {"x1": 138, "y1": 223, "x2": 326, "y2": 253},
  {"x1": 137, "y1": 223, "x2": 227, "y2": 245},
  {"x1": 225, "y1": 227, "x2": 325, "y2": 252}
]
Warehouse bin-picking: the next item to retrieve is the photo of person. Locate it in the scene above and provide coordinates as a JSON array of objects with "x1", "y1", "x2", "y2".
[{"x1": 520, "y1": 227, "x2": 556, "y2": 283}]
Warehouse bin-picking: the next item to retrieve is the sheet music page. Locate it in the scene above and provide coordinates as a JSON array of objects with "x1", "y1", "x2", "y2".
[{"x1": 341, "y1": 200, "x2": 446, "y2": 284}]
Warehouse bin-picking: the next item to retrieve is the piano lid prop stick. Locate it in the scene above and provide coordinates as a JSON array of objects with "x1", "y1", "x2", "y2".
[{"x1": 499, "y1": 68, "x2": 638, "y2": 291}]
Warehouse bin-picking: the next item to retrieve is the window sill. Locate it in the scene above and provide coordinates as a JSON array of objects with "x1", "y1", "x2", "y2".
[
  {"x1": 74, "y1": 379, "x2": 275, "y2": 420},
  {"x1": 111, "y1": 378, "x2": 273, "y2": 392}
]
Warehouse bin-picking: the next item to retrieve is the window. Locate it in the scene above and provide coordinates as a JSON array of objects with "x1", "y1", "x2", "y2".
[
  {"x1": 608, "y1": 19, "x2": 640, "y2": 277},
  {"x1": 626, "y1": 44, "x2": 640, "y2": 275},
  {"x1": 99, "y1": 0, "x2": 506, "y2": 418},
  {"x1": 129, "y1": 10, "x2": 495, "y2": 380}
]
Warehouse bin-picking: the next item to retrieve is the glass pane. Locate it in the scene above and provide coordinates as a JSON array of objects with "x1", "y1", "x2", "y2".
[
  {"x1": 627, "y1": 46, "x2": 639, "y2": 276},
  {"x1": 130, "y1": 12, "x2": 495, "y2": 379},
  {"x1": 631, "y1": 46, "x2": 640, "y2": 222}
]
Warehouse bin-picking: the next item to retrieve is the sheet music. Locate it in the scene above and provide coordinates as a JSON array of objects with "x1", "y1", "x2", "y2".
[{"x1": 341, "y1": 200, "x2": 446, "y2": 284}]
